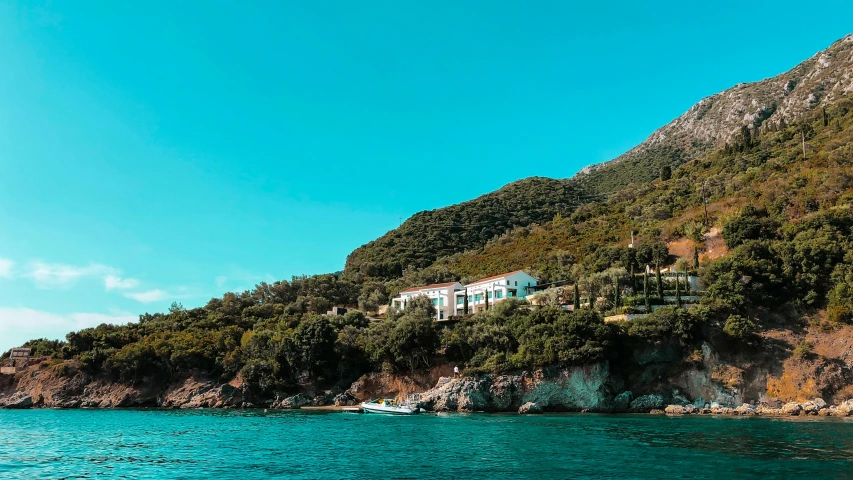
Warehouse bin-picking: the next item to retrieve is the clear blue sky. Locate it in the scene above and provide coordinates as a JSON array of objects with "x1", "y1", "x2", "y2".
[{"x1": 1, "y1": 0, "x2": 851, "y2": 351}]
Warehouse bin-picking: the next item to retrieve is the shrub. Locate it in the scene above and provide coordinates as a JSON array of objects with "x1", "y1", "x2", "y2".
[
  {"x1": 793, "y1": 340, "x2": 814, "y2": 359},
  {"x1": 723, "y1": 315, "x2": 760, "y2": 344}
]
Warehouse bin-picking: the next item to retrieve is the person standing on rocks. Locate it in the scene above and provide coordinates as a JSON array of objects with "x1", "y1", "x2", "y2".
[{"x1": 454, "y1": 366, "x2": 460, "y2": 378}]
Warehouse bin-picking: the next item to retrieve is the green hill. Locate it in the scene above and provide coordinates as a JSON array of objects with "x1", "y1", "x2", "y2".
[{"x1": 343, "y1": 177, "x2": 591, "y2": 279}]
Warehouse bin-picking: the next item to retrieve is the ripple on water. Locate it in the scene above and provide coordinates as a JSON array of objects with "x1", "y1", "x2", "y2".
[{"x1": 2, "y1": 410, "x2": 853, "y2": 479}]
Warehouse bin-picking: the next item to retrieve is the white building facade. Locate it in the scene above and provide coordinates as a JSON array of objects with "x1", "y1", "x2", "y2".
[
  {"x1": 390, "y1": 282, "x2": 463, "y2": 320},
  {"x1": 454, "y1": 270, "x2": 538, "y2": 314}
]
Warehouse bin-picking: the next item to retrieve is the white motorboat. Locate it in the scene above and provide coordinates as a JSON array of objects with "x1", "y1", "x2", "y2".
[{"x1": 360, "y1": 398, "x2": 419, "y2": 415}]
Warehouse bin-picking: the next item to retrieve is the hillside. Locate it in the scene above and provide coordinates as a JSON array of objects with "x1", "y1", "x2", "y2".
[
  {"x1": 343, "y1": 177, "x2": 589, "y2": 278},
  {"x1": 577, "y1": 34, "x2": 853, "y2": 193},
  {"x1": 345, "y1": 34, "x2": 853, "y2": 279},
  {"x1": 438, "y1": 95, "x2": 853, "y2": 281}
]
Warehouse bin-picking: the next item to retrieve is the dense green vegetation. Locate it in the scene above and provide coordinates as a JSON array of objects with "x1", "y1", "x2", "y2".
[{"x1": 343, "y1": 177, "x2": 586, "y2": 279}]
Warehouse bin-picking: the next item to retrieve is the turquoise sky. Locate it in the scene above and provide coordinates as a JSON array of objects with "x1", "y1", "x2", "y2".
[{"x1": 1, "y1": 1, "x2": 852, "y2": 351}]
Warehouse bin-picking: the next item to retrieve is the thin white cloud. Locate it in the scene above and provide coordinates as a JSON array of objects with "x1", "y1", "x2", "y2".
[
  {"x1": 25, "y1": 261, "x2": 117, "y2": 289},
  {"x1": 104, "y1": 275, "x2": 139, "y2": 290},
  {"x1": 124, "y1": 289, "x2": 169, "y2": 303},
  {"x1": 0, "y1": 307, "x2": 137, "y2": 354},
  {"x1": 0, "y1": 258, "x2": 13, "y2": 278},
  {"x1": 215, "y1": 275, "x2": 228, "y2": 288}
]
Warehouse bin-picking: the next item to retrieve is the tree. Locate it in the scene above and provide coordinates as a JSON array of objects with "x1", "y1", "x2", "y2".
[
  {"x1": 463, "y1": 288, "x2": 469, "y2": 315},
  {"x1": 675, "y1": 270, "x2": 682, "y2": 308},
  {"x1": 660, "y1": 165, "x2": 672, "y2": 181},
  {"x1": 573, "y1": 284, "x2": 580, "y2": 310},
  {"x1": 288, "y1": 316, "x2": 337, "y2": 378},
  {"x1": 740, "y1": 125, "x2": 752, "y2": 150},
  {"x1": 643, "y1": 269, "x2": 651, "y2": 313},
  {"x1": 723, "y1": 315, "x2": 760, "y2": 346},
  {"x1": 655, "y1": 264, "x2": 664, "y2": 300},
  {"x1": 722, "y1": 206, "x2": 778, "y2": 248},
  {"x1": 613, "y1": 276, "x2": 621, "y2": 308},
  {"x1": 388, "y1": 315, "x2": 439, "y2": 371},
  {"x1": 693, "y1": 246, "x2": 700, "y2": 269},
  {"x1": 675, "y1": 258, "x2": 690, "y2": 290}
]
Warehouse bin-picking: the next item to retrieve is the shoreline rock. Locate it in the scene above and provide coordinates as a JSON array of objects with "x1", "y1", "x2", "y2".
[{"x1": 656, "y1": 398, "x2": 853, "y2": 417}]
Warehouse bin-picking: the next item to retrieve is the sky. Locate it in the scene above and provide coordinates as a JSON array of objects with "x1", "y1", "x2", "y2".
[{"x1": 1, "y1": 0, "x2": 852, "y2": 352}]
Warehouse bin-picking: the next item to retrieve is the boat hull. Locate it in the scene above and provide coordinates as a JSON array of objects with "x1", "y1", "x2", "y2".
[{"x1": 360, "y1": 403, "x2": 417, "y2": 415}]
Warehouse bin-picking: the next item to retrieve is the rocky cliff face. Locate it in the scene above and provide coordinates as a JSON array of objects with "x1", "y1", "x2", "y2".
[
  {"x1": 414, "y1": 364, "x2": 613, "y2": 413},
  {"x1": 579, "y1": 33, "x2": 853, "y2": 177},
  {"x1": 0, "y1": 362, "x2": 245, "y2": 409}
]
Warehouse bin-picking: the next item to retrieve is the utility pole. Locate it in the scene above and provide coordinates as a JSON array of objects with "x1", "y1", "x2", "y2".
[
  {"x1": 701, "y1": 180, "x2": 709, "y2": 226},
  {"x1": 801, "y1": 129, "x2": 807, "y2": 159}
]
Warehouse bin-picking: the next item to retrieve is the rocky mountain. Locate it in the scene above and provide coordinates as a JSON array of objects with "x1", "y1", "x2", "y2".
[
  {"x1": 346, "y1": 34, "x2": 853, "y2": 278},
  {"x1": 578, "y1": 33, "x2": 853, "y2": 181}
]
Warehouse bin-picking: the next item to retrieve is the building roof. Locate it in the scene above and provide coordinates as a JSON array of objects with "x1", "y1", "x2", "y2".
[
  {"x1": 399, "y1": 281, "x2": 461, "y2": 294},
  {"x1": 466, "y1": 270, "x2": 532, "y2": 286}
]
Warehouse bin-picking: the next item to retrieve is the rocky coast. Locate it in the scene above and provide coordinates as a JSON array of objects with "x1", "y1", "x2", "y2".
[{"x1": 5, "y1": 358, "x2": 853, "y2": 418}]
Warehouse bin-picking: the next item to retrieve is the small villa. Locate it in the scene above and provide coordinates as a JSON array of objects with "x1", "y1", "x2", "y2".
[
  {"x1": 391, "y1": 281, "x2": 463, "y2": 321},
  {"x1": 390, "y1": 270, "x2": 538, "y2": 320}
]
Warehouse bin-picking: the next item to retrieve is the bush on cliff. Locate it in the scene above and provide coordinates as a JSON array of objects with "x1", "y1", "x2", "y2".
[{"x1": 442, "y1": 299, "x2": 612, "y2": 372}]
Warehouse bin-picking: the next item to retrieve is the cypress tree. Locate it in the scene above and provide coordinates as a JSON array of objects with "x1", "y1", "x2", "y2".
[
  {"x1": 693, "y1": 246, "x2": 700, "y2": 269},
  {"x1": 675, "y1": 271, "x2": 682, "y2": 308},
  {"x1": 823, "y1": 106, "x2": 829, "y2": 127},
  {"x1": 613, "y1": 276, "x2": 620, "y2": 308},
  {"x1": 463, "y1": 288, "x2": 469, "y2": 315},
  {"x1": 629, "y1": 263, "x2": 635, "y2": 292},
  {"x1": 643, "y1": 270, "x2": 651, "y2": 313},
  {"x1": 656, "y1": 263, "x2": 664, "y2": 300},
  {"x1": 484, "y1": 290, "x2": 489, "y2": 311},
  {"x1": 589, "y1": 286, "x2": 595, "y2": 310},
  {"x1": 573, "y1": 283, "x2": 580, "y2": 310}
]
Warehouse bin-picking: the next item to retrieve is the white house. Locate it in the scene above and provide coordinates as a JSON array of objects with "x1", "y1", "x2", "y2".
[
  {"x1": 390, "y1": 282, "x2": 463, "y2": 320},
  {"x1": 453, "y1": 270, "x2": 538, "y2": 315}
]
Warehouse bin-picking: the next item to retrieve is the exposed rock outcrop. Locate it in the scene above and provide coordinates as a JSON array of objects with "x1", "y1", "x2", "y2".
[
  {"x1": 271, "y1": 393, "x2": 312, "y2": 409},
  {"x1": 518, "y1": 402, "x2": 542, "y2": 414},
  {"x1": 416, "y1": 364, "x2": 611, "y2": 413},
  {"x1": 629, "y1": 394, "x2": 665, "y2": 412},
  {"x1": 2, "y1": 393, "x2": 35, "y2": 409}
]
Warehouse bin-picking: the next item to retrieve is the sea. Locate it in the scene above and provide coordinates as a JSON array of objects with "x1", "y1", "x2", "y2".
[{"x1": 1, "y1": 409, "x2": 852, "y2": 479}]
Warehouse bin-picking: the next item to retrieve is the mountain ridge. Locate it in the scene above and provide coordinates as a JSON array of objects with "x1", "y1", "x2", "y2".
[
  {"x1": 577, "y1": 33, "x2": 853, "y2": 179},
  {"x1": 346, "y1": 33, "x2": 853, "y2": 278}
]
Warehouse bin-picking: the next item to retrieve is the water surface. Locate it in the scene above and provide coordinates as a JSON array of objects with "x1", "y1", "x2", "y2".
[{"x1": 1, "y1": 409, "x2": 852, "y2": 479}]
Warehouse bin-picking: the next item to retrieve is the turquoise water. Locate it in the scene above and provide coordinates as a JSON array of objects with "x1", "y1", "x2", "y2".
[{"x1": 2, "y1": 410, "x2": 853, "y2": 479}]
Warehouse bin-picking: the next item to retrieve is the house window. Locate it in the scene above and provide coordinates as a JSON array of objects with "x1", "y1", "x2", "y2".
[
  {"x1": 432, "y1": 298, "x2": 438, "y2": 305},
  {"x1": 439, "y1": 311, "x2": 445, "y2": 320},
  {"x1": 496, "y1": 291, "x2": 503, "y2": 299},
  {"x1": 439, "y1": 298, "x2": 444, "y2": 306},
  {"x1": 474, "y1": 294, "x2": 482, "y2": 301},
  {"x1": 487, "y1": 291, "x2": 493, "y2": 299},
  {"x1": 468, "y1": 295, "x2": 473, "y2": 302},
  {"x1": 457, "y1": 297, "x2": 464, "y2": 305},
  {"x1": 515, "y1": 281, "x2": 518, "y2": 286}
]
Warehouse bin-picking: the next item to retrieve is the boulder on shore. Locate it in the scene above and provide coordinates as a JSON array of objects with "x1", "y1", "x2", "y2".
[
  {"x1": 518, "y1": 402, "x2": 542, "y2": 414},
  {"x1": 2, "y1": 393, "x2": 35, "y2": 409},
  {"x1": 272, "y1": 393, "x2": 312, "y2": 409},
  {"x1": 333, "y1": 392, "x2": 357, "y2": 406},
  {"x1": 629, "y1": 394, "x2": 665, "y2": 412},
  {"x1": 782, "y1": 402, "x2": 802, "y2": 416},
  {"x1": 611, "y1": 391, "x2": 633, "y2": 413}
]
